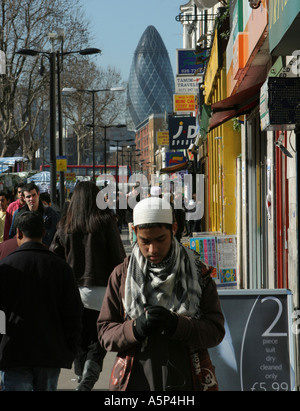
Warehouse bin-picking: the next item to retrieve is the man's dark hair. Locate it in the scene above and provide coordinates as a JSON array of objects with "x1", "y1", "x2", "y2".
[
  {"x1": 23, "y1": 182, "x2": 40, "y2": 194},
  {"x1": 14, "y1": 211, "x2": 44, "y2": 239},
  {"x1": 0, "y1": 191, "x2": 9, "y2": 200},
  {"x1": 40, "y1": 192, "x2": 51, "y2": 205}
]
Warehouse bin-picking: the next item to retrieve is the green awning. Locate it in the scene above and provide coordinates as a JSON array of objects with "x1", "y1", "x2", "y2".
[{"x1": 199, "y1": 103, "x2": 212, "y2": 141}]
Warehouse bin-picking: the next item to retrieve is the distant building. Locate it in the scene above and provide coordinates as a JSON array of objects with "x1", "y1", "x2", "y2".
[{"x1": 126, "y1": 25, "x2": 175, "y2": 130}]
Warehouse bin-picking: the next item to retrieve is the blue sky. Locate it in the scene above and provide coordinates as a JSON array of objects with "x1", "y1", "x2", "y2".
[{"x1": 80, "y1": 0, "x2": 183, "y2": 82}]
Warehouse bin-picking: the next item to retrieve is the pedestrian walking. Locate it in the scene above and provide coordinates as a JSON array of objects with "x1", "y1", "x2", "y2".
[
  {"x1": 0, "y1": 237, "x2": 18, "y2": 260},
  {"x1": 0, "y1": 192, "x2": 9, "y2": 242},
  {"x1": 97, "y1": 196, "x2": 225, "y2": 391},
  {"x1": 9, "y1": 183, "x2": 60, "y2": 247},
  {"x1": 0, "y1": 211, "x2": 83, "y2": 391},
  {"x1": 50, "y1": 181, "x2": 126, "y2": 391},
  {"x1": 3, "y1": 183, "x2": 26, "y2": 241}
]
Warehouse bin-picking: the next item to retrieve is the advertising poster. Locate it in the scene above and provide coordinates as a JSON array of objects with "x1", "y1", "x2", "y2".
[
  {"x1": 190, "y1": 235, "x2": 237, "y2": 286},
  {"x1": 217, "y1": 236, "x2": 237, "y2": 286},
  {"x1": 190, "y1": 237, "x2": 217, "y2": 272},
  {"x1": 209, "y1": 290, "x2": 296, "y2": 391}
]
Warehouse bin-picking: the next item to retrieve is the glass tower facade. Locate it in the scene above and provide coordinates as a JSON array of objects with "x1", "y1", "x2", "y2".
[{"x1": 126, "y1": 25, "x2": 175, "y2": 129}]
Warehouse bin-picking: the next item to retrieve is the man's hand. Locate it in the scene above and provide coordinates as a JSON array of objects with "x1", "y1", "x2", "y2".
[
  {"x1": 146, "y1": 306, "x2": 178, "y2": 336},
  {"x1": 133, "y1": 310, "x2": 161, "y2": 340},
  {"x1": 133, "y1": 306, "x2": 178, "y2": 340}
]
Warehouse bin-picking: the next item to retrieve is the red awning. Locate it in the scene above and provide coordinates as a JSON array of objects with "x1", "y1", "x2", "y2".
[{"x1": 209, "y1": 82, "x2": 264, "y2": 131}]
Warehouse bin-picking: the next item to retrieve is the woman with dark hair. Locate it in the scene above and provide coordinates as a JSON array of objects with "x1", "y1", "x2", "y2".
[{"x1": 50, "y1": 181, "x2": 126, "y2": 390}]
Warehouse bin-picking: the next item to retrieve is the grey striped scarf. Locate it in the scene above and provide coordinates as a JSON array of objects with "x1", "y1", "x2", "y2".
[{"x1": 124, "y1": 238, "x2": 203, "y2": 320}]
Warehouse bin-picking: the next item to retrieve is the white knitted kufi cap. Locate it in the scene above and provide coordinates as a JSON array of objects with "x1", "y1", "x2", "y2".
[
  {"x1": 133, "y1": 197, "x2": 172, "y2": 226},
  {"x1": 150, "y1": 185, "x2": 162, "y2": 197}
]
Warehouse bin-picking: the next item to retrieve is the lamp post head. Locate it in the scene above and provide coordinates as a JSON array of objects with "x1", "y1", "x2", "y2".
[
  {"x1": 16, "y1": 49, "x2": 40, "y2": 56},
  {"x1": 62, "y1": 87, "x2": 78, "y2": 94},
  {"x1": 62, "y1": 87, "x2": 125, "y2": 94},
  {"x1": 17, "y1": 48, "x2": 101, "y2": 58},
  {"x1": 79, "y1": 48, "x2": 101, "y2": 56},
  {"x1": 109, "y1": 87, "x2": 126, "y2": 92}
]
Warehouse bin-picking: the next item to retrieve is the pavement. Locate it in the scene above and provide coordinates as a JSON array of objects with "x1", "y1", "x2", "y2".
[{"x1": 57, "y1": 351, "x2": 116, "y2": 391}]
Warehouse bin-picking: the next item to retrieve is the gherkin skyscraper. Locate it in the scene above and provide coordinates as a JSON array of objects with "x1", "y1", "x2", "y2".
[{"x1": 126, "y1": 25, "x2": 175, "y2": 129}]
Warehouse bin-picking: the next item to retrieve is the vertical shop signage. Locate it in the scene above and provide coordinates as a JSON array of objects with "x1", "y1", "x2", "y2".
[
  {"x1": 177, "y1": 49, "x2": 201, "y2": 76},
  {"x1": 173, "y1": 94, "x2": 196, "y2": 113},
  {"x1": 165, "y1": 152, "x2": 186, "y2": 167},
  {"x1": 168, "y1": 116, "x2": 197, "y2": 149},
  {"x1": 157, "y1": 131, "x2": 169, "y2": 146}
]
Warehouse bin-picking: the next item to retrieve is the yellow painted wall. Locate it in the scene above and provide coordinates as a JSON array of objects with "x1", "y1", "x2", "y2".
[{"x1": 205, "y1": 68, "x2": 241, "y2": 235}]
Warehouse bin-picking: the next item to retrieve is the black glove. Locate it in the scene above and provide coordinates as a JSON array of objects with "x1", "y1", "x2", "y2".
[
  {"x1": 133, "y1": 310, "x2": 161, "y2": 340},
  {"x1": 145, "y1": 306, "x2": 178, "y2": 336}
]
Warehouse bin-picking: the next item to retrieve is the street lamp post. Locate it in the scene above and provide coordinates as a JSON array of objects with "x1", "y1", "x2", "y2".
[
  {"x1": 109, "y1": 137, "x2": 134, "y2": 190},
  {"x1": 62, "y1": 87, "x2": 125, "y2": 182},
  {"x1": 17, "y1": 45, "x2": 101, "y2": 205},
  {"x1": 101, "y1": 124, "x2": 127, "y2": 178}
]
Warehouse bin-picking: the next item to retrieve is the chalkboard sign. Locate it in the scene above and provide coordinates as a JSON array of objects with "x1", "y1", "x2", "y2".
[{"x1": 209, "y1": 289, "x2": 296, "y2": 391}]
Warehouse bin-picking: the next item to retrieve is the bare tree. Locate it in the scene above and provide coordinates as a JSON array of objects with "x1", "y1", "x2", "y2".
[
  {"x1": 0, "y1": 0, "x2": 92, "y2": 162},
  {"x1": 62, "y1": 61, "x2": 126, "y2": 165}
]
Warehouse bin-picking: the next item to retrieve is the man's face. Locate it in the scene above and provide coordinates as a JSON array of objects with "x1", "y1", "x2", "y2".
[
  {"x1": 0, "y1": 195, "x2": 8, "y2": 212},
  {"x1": 134, "y1": 225, "x2": 173, "y2": 265},
  {"x1": 23, "y1": 189, "x2": 40, "y2": 211},
  {"x1": 17, "y1": 187, "x2": 25, "y2": 204}
]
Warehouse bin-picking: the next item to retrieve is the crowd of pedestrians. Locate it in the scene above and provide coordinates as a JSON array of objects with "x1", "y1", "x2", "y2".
[{"x1": 0, "y1": 180, "x2": 224, "y2": 391}]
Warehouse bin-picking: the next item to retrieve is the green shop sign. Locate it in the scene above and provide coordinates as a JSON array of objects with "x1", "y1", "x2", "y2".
[{"x1": 269, "y1": 0, "x2": 300, "y2": 55}]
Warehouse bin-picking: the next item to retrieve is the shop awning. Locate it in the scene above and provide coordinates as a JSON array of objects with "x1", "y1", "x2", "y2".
[
  {"x1": 160, "y1": 161, "x2": 190, "y2": 174},
  {"x1": 209, "y1": 82, "x2": 264, "y2": 131},
  {"x1": 0, "y1": 157, "x2": 29, "y2": 173},
  {"x1": 199, "y1": 103, "x2": 212, "y2": 140}
]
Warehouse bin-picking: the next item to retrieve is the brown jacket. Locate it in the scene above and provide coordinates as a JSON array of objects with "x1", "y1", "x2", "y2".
[{"x1": 97, "y1": 256, "x2": 225, "y2": 390}]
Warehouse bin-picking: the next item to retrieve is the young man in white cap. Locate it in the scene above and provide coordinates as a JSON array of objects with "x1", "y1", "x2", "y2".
[{"x1": 97, "y1": 197, "x2": 225, "y2": 391}]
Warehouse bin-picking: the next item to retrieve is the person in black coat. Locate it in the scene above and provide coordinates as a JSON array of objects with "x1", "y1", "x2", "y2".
[
  {"x1": 0, "y1": 211, "x2": 83, "y2": 391},
  {"x1": 50, "y1": 181, "x2": 126, "y2": 391},
  {"x1": 9, "y1": 183, "x2": 60, "y2": 247}
]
